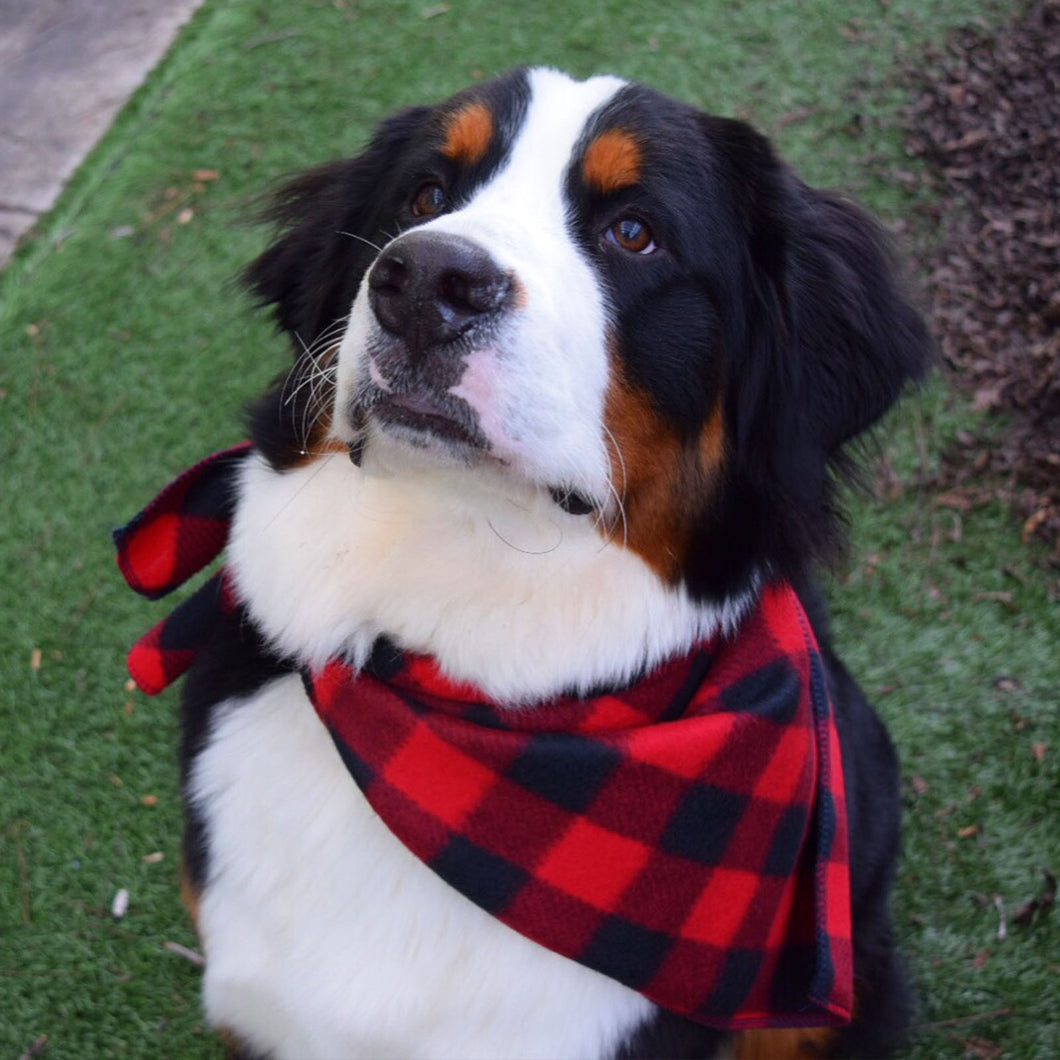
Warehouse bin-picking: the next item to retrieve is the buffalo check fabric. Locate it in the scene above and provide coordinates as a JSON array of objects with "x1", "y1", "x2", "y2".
[
  {"x1": 308, "y1": 585, "x2": 853, "y2": 1029},
  {"x1": 117, "y1": 446, "x2": 853, "y2": 1030},
  {"x1": 114, "y1": 443, "x2": 250, "y2": 693}
]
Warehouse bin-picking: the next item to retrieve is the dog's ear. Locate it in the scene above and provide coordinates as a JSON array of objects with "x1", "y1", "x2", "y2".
[
  {"x1": 708, "y1": 117, "x2": 929, "y2": 464},
  {"x1": 243, "y1": 106, "x2": 431, "y2": 348},
  {"x1": 779, "y1": 180, "x2": 931, "y2": 455},
  {"x1": 692, "y1": 117, "x2": 930, "y2": 588}
]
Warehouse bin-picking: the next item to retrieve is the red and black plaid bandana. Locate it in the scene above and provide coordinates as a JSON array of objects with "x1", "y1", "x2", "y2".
[
  {"x1": 114, "y1": 443, "x2": 250, "y2": 693},
  {"x1": 116, "y1": 447, "x2": 854, "y2": 1031}
]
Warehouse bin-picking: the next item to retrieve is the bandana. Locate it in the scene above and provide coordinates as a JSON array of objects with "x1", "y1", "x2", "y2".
[{"x1": 115, "y1": 447, "x2": 853, "y2": 1031}]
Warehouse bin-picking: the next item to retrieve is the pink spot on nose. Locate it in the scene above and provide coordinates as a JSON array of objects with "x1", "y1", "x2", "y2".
[{"x1": 450, "y1": 347, "x2": 507, "y2": 445}]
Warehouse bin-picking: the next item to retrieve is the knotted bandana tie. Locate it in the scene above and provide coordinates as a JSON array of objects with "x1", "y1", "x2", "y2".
[
  {"x1": 116, "y1": 447, "x2": 854, "y2": 1031},
  {"x1": 114, "y1": 443, "x2": 251, "y2": 693}
]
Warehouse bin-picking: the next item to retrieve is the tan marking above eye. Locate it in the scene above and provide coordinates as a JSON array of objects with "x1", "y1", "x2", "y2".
[
  {"x1": 582, "y1": 130, "x2": 643, "y2": 194},
  {"x1": 442, "y1": 102, "x2": 494, "y2": 165}
]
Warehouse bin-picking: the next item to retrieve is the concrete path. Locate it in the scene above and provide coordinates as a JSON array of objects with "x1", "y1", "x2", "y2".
[{"x1": 0, "y1": 0, "x2": 204, "y2": 267}]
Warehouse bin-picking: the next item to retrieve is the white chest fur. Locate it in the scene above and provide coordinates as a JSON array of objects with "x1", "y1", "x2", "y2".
[
  {"x1": 190, "y1": 674, "x2": 654, "y2": 1059},
  {"x1": 227, "y1": 452, "x2": 745, "y2": 705}
]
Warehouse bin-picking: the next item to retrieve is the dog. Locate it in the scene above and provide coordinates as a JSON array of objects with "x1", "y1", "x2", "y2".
[{"x1": 118, "y1": 66, "x2": 930, "y2": 1058}]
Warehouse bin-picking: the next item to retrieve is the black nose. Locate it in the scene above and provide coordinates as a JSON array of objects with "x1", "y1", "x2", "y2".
[{"x1": 368, "y1": 232, "x2": 511, "y2": 356}]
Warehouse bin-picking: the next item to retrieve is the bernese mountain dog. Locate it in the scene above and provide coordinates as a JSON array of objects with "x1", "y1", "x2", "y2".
[{"x1": 119, "y1": 67, "x2": 930, "y2": 1058}]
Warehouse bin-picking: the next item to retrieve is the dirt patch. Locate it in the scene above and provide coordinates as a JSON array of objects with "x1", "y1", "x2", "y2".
[{"x1": 902, "y1": 0, "x2": 1060, "y2": 553}]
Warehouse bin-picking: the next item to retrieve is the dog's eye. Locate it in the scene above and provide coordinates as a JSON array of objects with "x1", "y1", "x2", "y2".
[
  {"x1": 411, "y1": 182, "x2": 448, "y2": 218},
  {"x1": 604, "y1": 216, "x2": 656, "y2": 255}
]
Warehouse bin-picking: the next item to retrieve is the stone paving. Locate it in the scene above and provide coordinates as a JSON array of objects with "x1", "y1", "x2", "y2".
[{"x1": 0, "y1": 0, "x2": 203, "y2": 267}]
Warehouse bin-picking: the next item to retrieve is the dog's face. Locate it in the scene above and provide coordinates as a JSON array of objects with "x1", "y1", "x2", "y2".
[
  {"x1": 247, "y1": 67, "x2": 928, "y2": 605},
  {"x1": 337, "y1": 70, "x2": 623, "y2": 507}
]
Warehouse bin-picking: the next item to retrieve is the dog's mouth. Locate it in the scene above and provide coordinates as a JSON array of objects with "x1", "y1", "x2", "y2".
[
  {"x1": 348, "y1": 387, "x2": 600, "y2": 519},
  {"x1": 369, "y1": 390, "x2": 487, "y2": 453},
  {"x1": 347, "y1": 360, "x2": 599, "y2": 518}
]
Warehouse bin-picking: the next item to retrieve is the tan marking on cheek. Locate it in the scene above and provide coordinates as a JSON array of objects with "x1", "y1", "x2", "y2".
[
  {"x1": 604, "y1": 376, "x2": 686, "y2": 580},
  {"x1": 442, "y1": 102, "x2": 494, "y2": 165},
  {"x1": 730, "y1": 1026, "x2": 839, "y2": 1059},
  {"x1": 582, "y1": 130, "x2": 642, "y2": 194},
  {"x1": 603, "y1": 362, "x2": 726, "y2": 581}
]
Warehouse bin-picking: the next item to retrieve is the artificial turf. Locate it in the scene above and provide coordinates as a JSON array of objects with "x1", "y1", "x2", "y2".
[{"x1": 1, "y1": 1, "x2": 1056, "y2": 1057}]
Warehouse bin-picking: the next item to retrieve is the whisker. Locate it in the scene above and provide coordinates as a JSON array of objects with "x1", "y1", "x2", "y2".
[
  {"x1": 300, "y1": 317, "x2": 350, "y2": 360},
  {"x1": 485, "y1": 517, "x2": 564, "y2": 556},
  {"x1": 312, "y1": 364, "x2": 338, "y2": 438},
  {"x1": 339, "y1": 231, "x2": 383, "y2": 253},
  {"x1": 600, "y1": 473, "x2": 628, "y2": 546},
  {"x1": 599, "y1": 423, "x2": 630, "y2": 550},
  {"x1": 281, "y1": 318, "x2": 348, "y2": 427},
  {"x1": 283, "y1": 355, "x2": 337, "y2": 407},
  {"x1": 277, "y1": 325, "x2": 345, "y2": 453},
  {"x1": 264, "y1": 452, "x2": 340, "y2": 530},
  {"x1": 300, "y1": 359, "x2": 339, "y2": 452},
  {"x1": 279, "y1": 331, "x2": 313, "y2": 409}
]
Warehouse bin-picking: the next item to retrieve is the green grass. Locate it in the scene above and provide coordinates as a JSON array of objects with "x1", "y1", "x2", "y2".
[
  {"x1": 1, "y1": 0, "x2": 1057, "y2": 1056},
  {"x1": 829, "y1": 386, "x2": 1060, "y2": 1057}
]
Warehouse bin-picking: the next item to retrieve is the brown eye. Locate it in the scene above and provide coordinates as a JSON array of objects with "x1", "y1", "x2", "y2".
[
  {"x1": 605, "y1": 216, "x2": 656, "y2": 255},
  {"x1": 411, "y1": 182, "x2": 447, "y2": 217}
]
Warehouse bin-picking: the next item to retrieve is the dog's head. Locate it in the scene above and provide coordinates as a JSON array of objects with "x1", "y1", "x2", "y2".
[{"x1": 245, "y1": 67, "x2": 928, "y2": 606}]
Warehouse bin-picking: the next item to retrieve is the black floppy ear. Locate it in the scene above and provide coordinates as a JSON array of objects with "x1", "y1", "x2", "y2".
[
  {"x1": 243, "y1": 106, "x2": 431, "y2": 347},
  {"x1": 712, "y1": 115, "x2": 930, "y2": 472},
  {"x1": 690, "y1": 116, "x2": 930, "y2": 593},
  {"x1": 779, "y1": 180, "x2": 931, "y2": 456}
]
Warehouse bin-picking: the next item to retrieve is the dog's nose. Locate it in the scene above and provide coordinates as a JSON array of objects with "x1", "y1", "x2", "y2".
[{"x1": 368, "y1": 232, "x2": 511, "y2": 356}]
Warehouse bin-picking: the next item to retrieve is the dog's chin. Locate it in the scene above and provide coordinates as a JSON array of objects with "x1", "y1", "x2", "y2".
[
  {"x1": 372, "y1": 394, "x2": 486, "y2": 454},
  {"x1": 351, "y1": 407, "x2": 497, "y2": 485},
  {"x1": 349, "y1": 405, "x2": 602, "y2": 522},
  {"x1": 343, "y1": 382, "x2": 603, "y2": 517},
  {"x1": 343, "y1": 382, "x2": 489, "y2": 467}
]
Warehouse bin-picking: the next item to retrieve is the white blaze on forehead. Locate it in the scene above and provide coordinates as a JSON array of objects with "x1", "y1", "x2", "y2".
[
  {"x1": 431, "y1": 68, "x2": 628, "y2": 493},
  {"x1": 468, "y1": 67, "x2": 627, "y2": 224},
  {"x1": 332, "y1": 68, "x2": 631, "y2": 499}
]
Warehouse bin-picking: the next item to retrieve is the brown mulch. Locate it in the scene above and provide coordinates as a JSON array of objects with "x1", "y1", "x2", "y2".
[{"x1": 902, "y1": 0, "x2": 1060, "y2": 553}]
